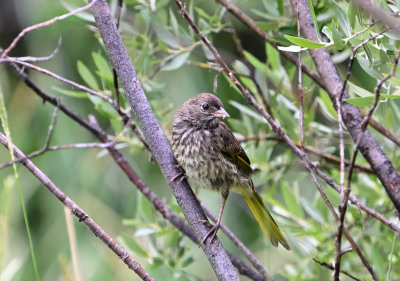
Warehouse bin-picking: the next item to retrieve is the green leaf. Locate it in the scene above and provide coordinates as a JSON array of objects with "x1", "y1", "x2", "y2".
[
  {"x1": 317, "y1": 90, "x2": 337, "y2": 120},
  {"x1": 229, "y1": 100, "x2": 266, "y2": 122},
  {"x1": 331, "y1": 26, "x2": 344, "y2": 50},
  {"x1": 348, "y1": 2, "x2": 357, "y2": 28},
  {"x1": 169, "y1": 8, "x2": 179, "y2": 36},
  {"x1": 77, "y1": 61, "x2": 99, "y2": 90},
  {"x1": 346, "y1": 94, "x2": 400, "y2": 107},
  {"x1": 332, "y1": 0, "x2": 351, "y2": 36},
  {"x1": 227, "y1": 118, "x2": 248, "y2": 136},
  {"x1": 266, "y1": 42, "x2": 280, "y2": 70},
  {"x1": 281, "y1": 182, "x2": 304, "y2": 218},
  {"x1": 154, "y1": 25, "x2": 180, "y2": 49},
  {"x1": 284, "y1": 35, "x2": 326, "y2": 49},
  {"x1": 306, "y1": 0, "x2": 319, "y2": 33},
  {"x1": 181, "y1": 256, "x2": 195, "y2": 268},
  {"x1": 251, "y1": 9, "x2": 281, "y2": 21},
  {"x1": 243, "y1": 51, "x2": 268, "y2": 73},
  {"x1": 256, "y1": 21, "x2": 280, "y2": 31},
  {"x1": 301, "y1": 198, "x2": 324, "y2": 224},
  {"x1": 53, "y1": 86, "x2": 88, "y2": 98},
  {"x1": 137, "y1": 193, "x2": 154, "y2": 222},
  {"x1": 262, "y1": 0, "x2": 279, "y2": 16},
  {"x1": 232, "y1": 60, "x2": 250, "y2": 76},
  {"x1": 119, "y1": 234, "x2": 148, "y2": 258},
  {"x1": 347, "y1": 81, "x2": 373, "y2": 97},
  {"x1": 161, "y1": 52, "x2": 190, "y2": 71},
  {"x1": 134, "y1": 228, "x2": 158, "y2": 237},
  {"x1": 92, "y1": 52, "x2": 113, "y2": 81},
  {"x1": 277, "y1": 0, "x2": 284, "y2": 15},
  {"x1": 321, "y1": 26, "x2": 333, "y2": 43},
  {"x1": 356, "y1": 56, "x2": 383, "y2": 79}
]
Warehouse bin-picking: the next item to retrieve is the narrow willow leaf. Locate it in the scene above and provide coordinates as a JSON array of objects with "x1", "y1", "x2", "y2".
[
  {"x1": 284, "y1": 35, "x2": 326, "y2": 49},
  {"x1": 306, "y1": 0, "x2": 319, "y2": 33},
  {"x1": 77, "y1": 61, "x2": 99, "y2": 90},
  {"x1": 332, "y1": 0, "x2": 351, "y2": 36},
  {"x1": 161, "y1": 52, "x2": 190, "y2": 71},
  {"x1": 348, "y1": 81, "x2": 374, "y2": 97},
  {"x1": 346, "y1": 94, "x2": 400, "y2": 107},
  {"x1": 266, "y1": 42, "x2": 280, "y2": 70}
]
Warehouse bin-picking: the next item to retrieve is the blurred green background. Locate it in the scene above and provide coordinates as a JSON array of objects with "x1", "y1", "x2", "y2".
[{"x1": 1, "y1": 0, "x2": 400, "y2": 280}]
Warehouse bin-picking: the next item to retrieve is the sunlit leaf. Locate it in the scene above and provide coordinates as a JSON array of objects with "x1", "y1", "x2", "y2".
[
  {"x1": 161, "y1": 52, "x2": 190, "y2": 71},
  {"x1": 332, "y1": 0, "x2": 351, "y2": 36},
  {"x1": 119, "y1": 234, "x2": 148, "y2": 258},
  {"x1": 284, "y1": 35, "x2": 326, "y2": 49},
  {"x1": 77, "y1": 60, "x2": 99, "y2": 90}
]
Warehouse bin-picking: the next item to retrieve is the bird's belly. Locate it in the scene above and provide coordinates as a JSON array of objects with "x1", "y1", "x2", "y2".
[{"x1": 174, "y1": 132, "x2": 241, "y2": 191}]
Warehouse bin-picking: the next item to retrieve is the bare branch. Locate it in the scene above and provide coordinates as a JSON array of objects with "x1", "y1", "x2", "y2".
[
  {"x1": 215, "y1": 0, "x2": 400, "y2": 147},
  {"x1": 7, "y1": 37, "x2": 62, "y2": 62},
  {"x1": 201, "y1": 203, "x2": 269, "y2": 280},
  {"x1": 293, "y1": 0, "x2": 400, "y2": 235},
  {"x1": 89, "y1": 1, "x2": 240, "y2": 280},
  {"x1": 1, "y1": 1, "x2": 97, "y2": 58},
  {"x1": 0, "y1": 132, "x2": 155, "y2": 281},
  {"x1": 174, "y1": 0, "x2": 378, "y2": 278},
  {"x1": 313, "y1": 258, "x2": 362, "y2": 281},
  {"x1": 351, "y1": 0, "x2": 400, "y2": 36},
  {"x1": 238, "y1": 136, "x2": 374, "y2": 174},
  {"x1": 9, "y1": 63, "x2": 265, "y2": 281}
]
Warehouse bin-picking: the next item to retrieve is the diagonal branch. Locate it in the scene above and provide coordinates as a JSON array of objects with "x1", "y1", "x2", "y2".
[
  {"x1": 0, "y1": 132, "x2": 155, "y2": 281},
  {"x1": 173, "y1": 0, "x2": 378, "y2": 279},
  {"x1": 215, "y1": 0, "x2": 400, "y2": 148},
  {"x1": 7, "y1": 63, "x2": 266, "y2": 281},
  {"x1": 291, "y1": 0, "x2": 400, "y2": 216},
  {"x1": 89, "y1": 1, "x2": 240, "y2": 280}
]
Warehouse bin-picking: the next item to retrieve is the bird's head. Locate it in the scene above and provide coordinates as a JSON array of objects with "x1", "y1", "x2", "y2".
[{"x1": 176, "y1": 93, "x2": 230, "y2": 129}]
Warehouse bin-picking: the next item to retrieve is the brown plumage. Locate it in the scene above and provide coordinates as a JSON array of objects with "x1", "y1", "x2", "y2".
[{"x1": 172, "y1": 93, "x2": 289, "y2": 250}]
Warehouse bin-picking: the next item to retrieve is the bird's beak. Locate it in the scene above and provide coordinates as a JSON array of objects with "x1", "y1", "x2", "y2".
[{"x1": 211, "y1": 107, "x2": 230, "y2": 119}]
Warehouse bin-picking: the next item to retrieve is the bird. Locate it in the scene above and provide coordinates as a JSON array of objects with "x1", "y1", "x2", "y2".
[{"x1": 171, "y1": 93, "x2": 290, "y2": 250}]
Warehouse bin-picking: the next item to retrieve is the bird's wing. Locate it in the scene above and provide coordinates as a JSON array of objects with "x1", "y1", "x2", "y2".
[{"x1": 218, "y1": 122, "x2": 253, "y2": 175}]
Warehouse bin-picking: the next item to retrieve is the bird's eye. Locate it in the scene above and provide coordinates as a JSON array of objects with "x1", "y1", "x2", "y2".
[{"x1": 202, "y1": 103, "x2": 209, "y2": 110}]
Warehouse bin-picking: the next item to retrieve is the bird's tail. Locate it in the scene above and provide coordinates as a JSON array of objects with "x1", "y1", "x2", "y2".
[{"x1": 243, "y1": 192, "x2": 290, "y2": 250}]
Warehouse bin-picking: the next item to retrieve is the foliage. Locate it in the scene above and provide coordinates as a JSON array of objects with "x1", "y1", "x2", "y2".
[{"x1": 1, "y1": 0, "x2": 400, "y2": 280}]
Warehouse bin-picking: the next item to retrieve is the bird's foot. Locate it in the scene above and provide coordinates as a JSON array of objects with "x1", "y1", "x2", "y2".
[
  {"x1": 169, "y1": 165, "x2": 187, "y2": 184},
  {"x1": 199, "y1": 220, "x2": 221, "y2": 245}
]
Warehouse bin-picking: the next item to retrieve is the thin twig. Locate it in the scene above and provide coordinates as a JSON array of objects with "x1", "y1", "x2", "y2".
[
  {"x1": 7, "y1": 37, "x2": 62, "y2": 62},
  {"x1": 214, "y1": 0, "x2": 323, "y2": 89},
  {"x1": 347, "y1": 45, "x2": 400, "y2": 187},
  {"x1": 216, "y1": 0, "x2": 400, "y2": 148},
  {"x1": 352, "y1": 0, "x2": 400, "y2": 36},
  {"x1": 313, "y1": 258, "x2": 362, "y2": 281},
  {"x1": 2, "y1": 58, "x2": 114, "y2": 104},
  {"x1": 1, "y1": 0, "x2": 97, "y2": 59},
  {"x1": 333, "y1": 23, "x2": 349, "y2": 281},
  {"x1": 91, "y1": 1, "x2": 241, "y2": 278},
  {"x1": 0, "y1": 138, "x2": 128, "y2": 170},
  {"x1": 0, "y1": 132, "x2": 155, "y2": 281},
  {"x1": 335, "y1": 48, "x2": 400, "y2": 270},
  {"x1": 339, "y1": 26, "x2": 392, "y2": 102},
  {"x1": 174, "y1": 1, "x2": 378, "y2": 278},
  {"x1": 8, "y1": 44, "x2": 265, "y2": 281},
  {"x1": 296, "y1": 0, "x2": 305, "y2": 150},
  {"x1": 4, "y1": 59, "x2": 150, "y2": 152},
  {"x1": 238, "y1": 136, "x2": 373, "y2": 174}
]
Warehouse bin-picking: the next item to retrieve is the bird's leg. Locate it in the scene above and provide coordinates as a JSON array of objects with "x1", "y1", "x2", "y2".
[
  {"x1": 169, "y1": 165, "x2": 187, "y2": 184},
  {"x1": 200, "y1": 192, "x2": 228, "y2": 245}
]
